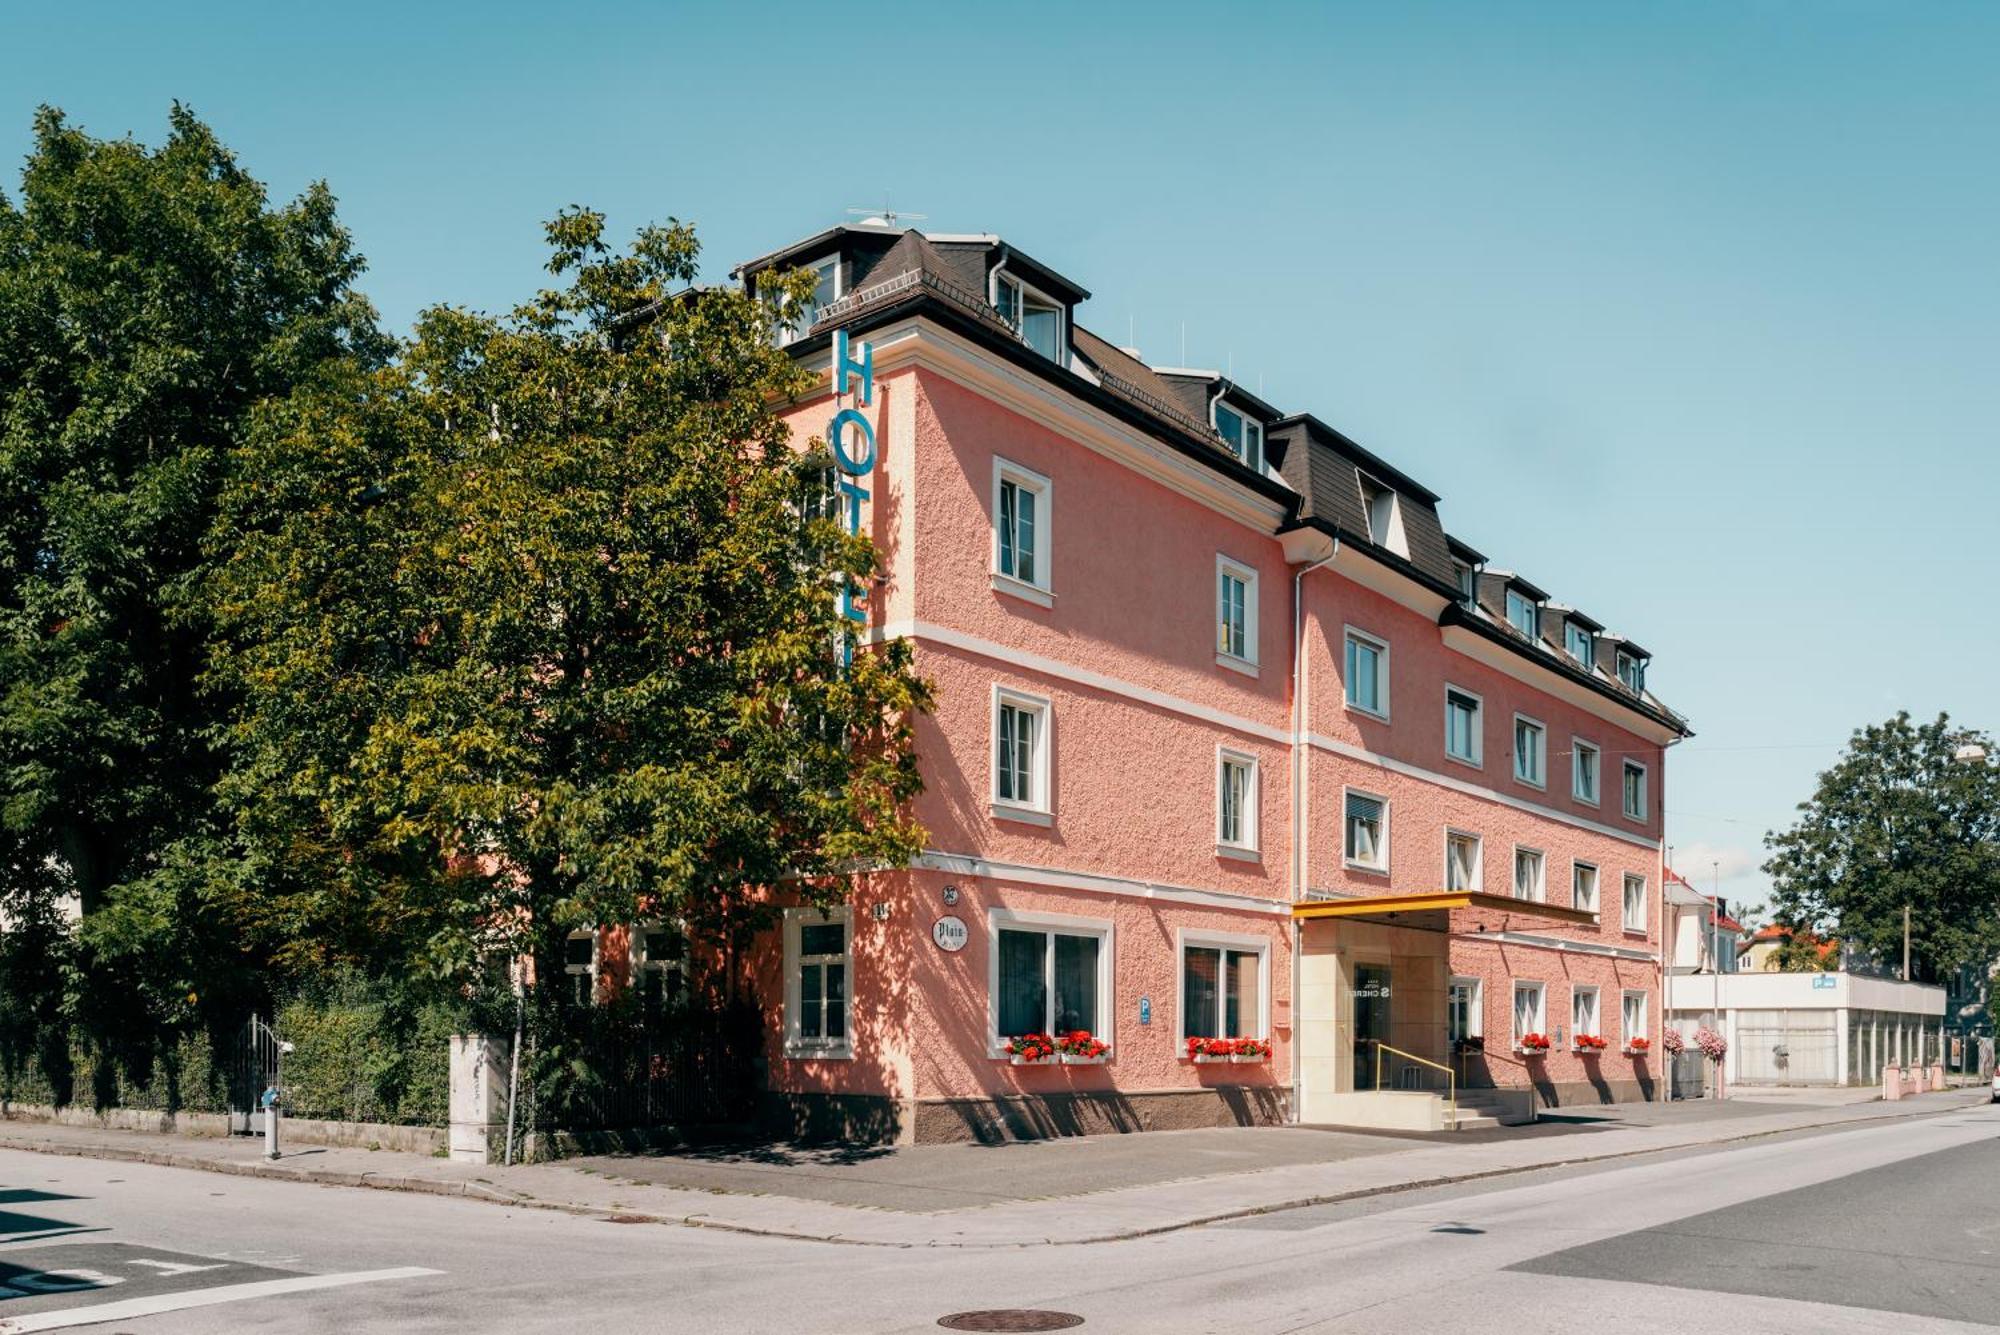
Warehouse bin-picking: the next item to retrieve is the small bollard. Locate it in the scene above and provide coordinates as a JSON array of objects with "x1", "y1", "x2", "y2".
[{"x1": 261, "y1": 1085, "x2": 280, "y2": 1159}]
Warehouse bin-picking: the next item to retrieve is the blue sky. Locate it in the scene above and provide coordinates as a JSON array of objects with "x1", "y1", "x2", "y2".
[{"x1": 7, "y1": 2, "x2": 1996, "y2": 913}]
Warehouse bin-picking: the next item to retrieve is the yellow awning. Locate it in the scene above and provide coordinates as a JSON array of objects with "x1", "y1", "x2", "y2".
[{"x1": 1293, "y1": 890, "x2": 1599, "y2": 928}]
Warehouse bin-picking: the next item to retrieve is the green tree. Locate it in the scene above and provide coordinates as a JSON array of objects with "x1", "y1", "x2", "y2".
[
  {"x1": 0, "y1": 106, "x2": 385, "y2": 1048},
  {"x1": 208, "y1": 208, "x2": 929, "y2": 1005},
  {"x1": 1764, "y1": 712, "x2": 2000, "y2": 981}
]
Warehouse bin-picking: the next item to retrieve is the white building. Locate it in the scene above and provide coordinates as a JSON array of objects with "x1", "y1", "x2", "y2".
[{"x1": 1666, "y1": 968, "x2": 1945, "y2": 1086}]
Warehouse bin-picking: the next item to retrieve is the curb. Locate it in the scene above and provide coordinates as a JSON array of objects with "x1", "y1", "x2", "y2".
[{"x1": 0, "y1": 1094, "x2": 1983, "y2": 1250}]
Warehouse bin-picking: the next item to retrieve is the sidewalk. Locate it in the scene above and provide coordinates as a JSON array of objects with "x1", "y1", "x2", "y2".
[{"x1": 0, "y1": 1088, "x2": 1984, "y2": 1249}]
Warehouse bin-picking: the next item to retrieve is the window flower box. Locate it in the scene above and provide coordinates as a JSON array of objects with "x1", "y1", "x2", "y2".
[
  {"x1": 1004, "y1": 1033, "x2": 1056, "y2": 1066},
  {"x1": 1056, "y1": 1031, "x2": 1109, "y2": 1065},
  {"x1": 1187, "y1": 1036, "x2": 1238, "y2": 1064},
  {"x1": 1231, "y1": 1038, "x2": 1272, "y2": 1063},
  {"x1": 1573, "y1": 1034, "x2": 1609, "y2": 1055},
  {"x1": 1516, "y1": 1033, "x2": 1553, "y2": 1057},
  {"x1": 1624, "y1": 1037, "x2": 1651, "y2": 1057}
]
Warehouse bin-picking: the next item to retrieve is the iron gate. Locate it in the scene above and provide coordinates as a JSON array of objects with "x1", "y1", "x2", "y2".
[{"x1": 226, "y1": 1014, "x2": 280, "y2": 1135}]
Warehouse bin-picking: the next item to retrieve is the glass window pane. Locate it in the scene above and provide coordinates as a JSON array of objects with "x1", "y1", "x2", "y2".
[
  {"x1": 1053, "y1": 933, "x2": 1099, "y2": 1033},
  {"x1": 998, "y1": 481, "x2": 1017, "y2": 576},
  {"x1": 1215, "y1": 403, "x2": 1243, "y2": 453},
  {"x1": 1022, "y1": 302, "x2": 1060, "y2": 360},
  {"x1": 998, "y1": 929, "x2": 1047, "y2": 1035},
  {"x1": 800, "y1": 923, "x2": 844, "y2": 957},
  {"x1": 1183, "y1": 946, "x2": 1219, "y2": 1038},
  {"x1": 1014, "y1": 487, "x2": 1035, "y2": 584},
  {"x1": 800, "y1": 962, "x2": 822, "y2": 1038},
  {"x1": 1227, "y1": 950, "x2": 1260, "y2": 1038},
  {"x1": 565, "y1": 935, "x2": 594, "y2": 968},
  {"x1": 824, "y1": 963, "x2": 846, "y2": 1039}
]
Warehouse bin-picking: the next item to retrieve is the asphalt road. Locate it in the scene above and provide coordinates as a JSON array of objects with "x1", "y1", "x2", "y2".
[{"x1": 1, "y1": 1102, "x2": 1995, "y2": 1333}]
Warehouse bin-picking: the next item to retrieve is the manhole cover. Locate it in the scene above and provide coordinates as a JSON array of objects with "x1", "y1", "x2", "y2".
[{"x1": 937, "y1": 1313, "x2": 1084, "y2": 1332}]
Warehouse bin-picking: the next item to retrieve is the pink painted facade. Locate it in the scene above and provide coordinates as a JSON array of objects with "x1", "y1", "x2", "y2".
[{"x1": 712, "y1": 224, "x2": 1687, "y2": 1140}]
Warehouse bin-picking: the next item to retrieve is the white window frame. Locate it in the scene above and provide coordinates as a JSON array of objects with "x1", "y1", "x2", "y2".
[
  {"x1": 1175, "y1": 927, "x2": 1271, "y2": 1046},
  {"x1": 992, "y1": 271, "x2": 1065, "y2": 363},
  {"x1": 1215, "y1": 554, "x2": 1259, "y2": 674},
  {"x1": 1622, "y1": 759, "x2": 1649, "y2": 822},
  {"x1": 987, "y1": 907, "x2": 1114, "y2": 1055},
  {"x1": 991, "y1": 457, "x2": 1052, "y2": 607},
  {"x1": 1512, "y1": 844, "x2": 1546, "y2": 903},
  {"x1": 1513, "y1": 713, "x2": 1546, "y2": 790},
  {"x1": 1622, "y1": 989, "x2": 1649, "y2": 1046},
  {"x1": 774, "y1": 255, "x2": 840, "y2": 347},
  {"x1": 1343, "y1": 626, "x2": 1390, "y2": 722},
  {"x1": 1512, "y1": 980, "x2": 1547, "y2": 1046},
  {"x1": 1448, "y1": 976, "x2": 1484, "y2": 1042},
  {"x1": 1572, "y1": 984, "x2": 1602, "y2": 1040},
  {"x1": 1565, "y1": 621, "x2": 1595, "y2": 665},
  {"x1": 633, "y1": 920, "x2": 689, "y2": 1004},
  {"x1": 563, "y1": 928, "x2": 599, "y2": 1007},
  {"x1": 1216, "y1": 747, "x2": 1260, "y2": 858},
  {"x1": 1444, "y1": 683, "x2": 1483, "y2": 768},
  {"x1": 783, "y1": 906, "x2": 853, "y2": 1060},
  {"x1": 1623, "y1": 873, "x2": 1648, "y2": 936},
  {"x1": 1505, "y1": 588, "x2": 1540, "y2": 640},
  {"x1": 1572, "y1": 738, "x2": 1601, "y2": 806},
  {"x1": 1445, "y1": 828, "x2": 1483, "y2": 893},
  {"x1": 1617, "y1": 650, "x2": 1647, "y2": 693},
  {"x1": 991, "y1": 685, "x2": 1053, "y2": 824},
  {"x1": 1343, "y1": 786, "x2": 1390, "y2": 874},
  {"x1": 1212, "y1": 400, "x2": 1265, "y2": 474},
  {"x1": 1571, "y1": 860, "x2": 1599, "y2": 914}
]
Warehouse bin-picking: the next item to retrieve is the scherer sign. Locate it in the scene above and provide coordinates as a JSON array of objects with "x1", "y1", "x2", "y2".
[{"x1": 828, "y1": 329, "x2": 876, "y2": 663}]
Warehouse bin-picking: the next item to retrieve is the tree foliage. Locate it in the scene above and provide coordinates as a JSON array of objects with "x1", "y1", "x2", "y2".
[
  {"x1": 0, "y1": 105, "x2": 386, "y2": 1045},
  {"x1": 1763, "y1": 712, "x2": 2000, "y2": 981},
  {"x1": 208, "y1": 207, "x2": 930, "y2": 998}
]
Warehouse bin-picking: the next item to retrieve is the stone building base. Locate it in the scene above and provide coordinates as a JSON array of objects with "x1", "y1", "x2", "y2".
[{"x1": 761, "y1": 1084, "x2": 1292, "y2": 1146}]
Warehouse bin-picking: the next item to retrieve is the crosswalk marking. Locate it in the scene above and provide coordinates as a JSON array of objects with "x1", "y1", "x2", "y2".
[{"x1": 0, "y1": 1265, "x2": 441, "y2": 1332}]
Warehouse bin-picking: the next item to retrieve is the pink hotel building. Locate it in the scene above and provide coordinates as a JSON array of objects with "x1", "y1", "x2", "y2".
[{"x1": 732, "y1": 221, "x2": 1691, "y2": 1143}]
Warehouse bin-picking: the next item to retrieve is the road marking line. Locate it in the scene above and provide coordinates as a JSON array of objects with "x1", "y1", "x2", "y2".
[{"x1": 0, "y1": 1266, "x2": 441, "y2": 1332}]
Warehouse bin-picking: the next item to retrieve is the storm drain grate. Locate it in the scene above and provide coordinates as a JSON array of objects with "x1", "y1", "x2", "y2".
[{"x1": 937, "y1": 1312, "x2": 1084, "y2": 1332}]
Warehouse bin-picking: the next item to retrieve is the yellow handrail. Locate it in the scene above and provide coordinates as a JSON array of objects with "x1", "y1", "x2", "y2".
[{"x1": 1374, "y1": 1041, "x2": 1457, "y2": 1127}]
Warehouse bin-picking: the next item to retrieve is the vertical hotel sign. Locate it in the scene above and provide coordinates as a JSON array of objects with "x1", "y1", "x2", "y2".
[{"x1": 828, "y1": 329, "x2": 875, "y2": 664}]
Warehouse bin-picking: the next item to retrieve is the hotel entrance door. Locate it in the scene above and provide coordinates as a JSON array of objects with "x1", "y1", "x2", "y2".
[{"x1": 1353, "y1": 964, "x2": 1392, "y2": 1091}]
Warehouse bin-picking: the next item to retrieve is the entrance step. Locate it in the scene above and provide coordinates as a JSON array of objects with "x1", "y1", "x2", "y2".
[{"x1": 1445, "y1": 1110, "x2": 1503, "y2": 1131}]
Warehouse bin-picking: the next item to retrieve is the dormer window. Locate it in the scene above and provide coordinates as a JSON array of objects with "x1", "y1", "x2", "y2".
[
  {"x1": 1453, "y1": 562, "x2": 1477, "y2": 607},
  {"x1": 994, "y1": 273, "x2": 1063, "y2": 362},
  {"x1": 1213, "y1": 402, "x2": 1264, "y2": 472},
  {"x1": 774, "y1": 256, "x2": 839, "y2": 347},
  {"x1": 1356, "y1": 475, "x2": 1410, "y2": 557},
  {"x1": 1617, "y1": 650, "x2": 1647, "y2": 693},
  {"x1": 1565, "y1": 621, "x2": 1594, "y2": 665},
  {"x1": 1505, "y1": 588, "x2": 1540, "y2": 640}
]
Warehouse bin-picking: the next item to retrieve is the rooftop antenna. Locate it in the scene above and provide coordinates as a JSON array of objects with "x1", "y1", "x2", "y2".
[{"x1": 845, "y1": 202, "x2": 928, "y2": 229}]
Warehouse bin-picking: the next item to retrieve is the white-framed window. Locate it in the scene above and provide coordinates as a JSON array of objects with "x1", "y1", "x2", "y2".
[
  {"x1": 1216, "y1": 555, "x2": 1258, "y2": 671},
  {"x1": 1565, "y1": 621, "x2": 1595, "y2": 665},
  {"x1": 1572, "y1": 861, "x2": 1599, "y2": 913},
  {"x1": 1454, "y1": 562, "x2": 1477, "y2": 607},
  {"x1": 1446, "y1": 829, "x2": 1482, "y2": 893},
  {"x1": 1217, "y1": 748, "x2": 1259, "y2": 854},
  {"x1": 1512, "y1": 981, "x2": 1547, "y2": 1045},
  {"x1": 1622, "y1": 759, "x2": 1648, "y2": 821},
  {"x1": 992, "y1": 686, "x2": 1052, "y2": 821},
  {"x1": 1213, "y1": 401, "x2": 1265, "y2": 473},
  {"x1": 634, "y1": 921, "x2": 689, "y2": 1006},
  {"x1": 1617, "y1": 651, "x2": 1647, "y2": 693},
  {"x1": 994, "y1": 272, "x2": 1064, "y2": 362},
  {"x1": 774, "y1": 255, "x2": 839, "y2": 346},
  {"x1": 1344, "y1": 789, "x2": 1389, "y2": 872},
  {"x1": 1344, "y1": 627, "x2": 1389, "y2": 720},
  {"x1": 990, "y1": 908, "x2": 1111, "y2": 1046},
  {"x1": 1513, "y1": 714, "x2": 1546, "y2": 788},
  {"x1": 1513, "y1": 846, "x2": 1546, "y2": 902},
  {"x1": 563, "y1": 929, "x2": 598, "y2": 1007},
  {"x1": 1505, "y1": 588, "x2": 1539, "y2": 640},
  {"x1": 1357, "y1": 474, "x2": 1410, "y2": 557},
  {"x1": 1178, "y1": 929, "x2": 1269, "y2": 1043},
  {"x1": 1444, "y1": 685, "x2": 1482, "y2": 766},
  {"x1": 1621, "y1": 989, "x2": 1649, "y2": 1044},
  {"x1": 992, "y1": 458, "x2": 1051, "y2": 602},
  {"x1": 1623, "y1": 873, "x2": 1647, "y2": 934},
  {"x1": 1573, "y1": 738, "x2": 1601, "y2": 805},
  {"x1": 784, "y1": 907, "x2": 852, "y2": 1058},
  {"x1": 1572, "y1": 985, "x2": 1601, "y2": 1039},
  {"x1": 1448, "y1": 976, "x2": 1483, "y2": 1044}
]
